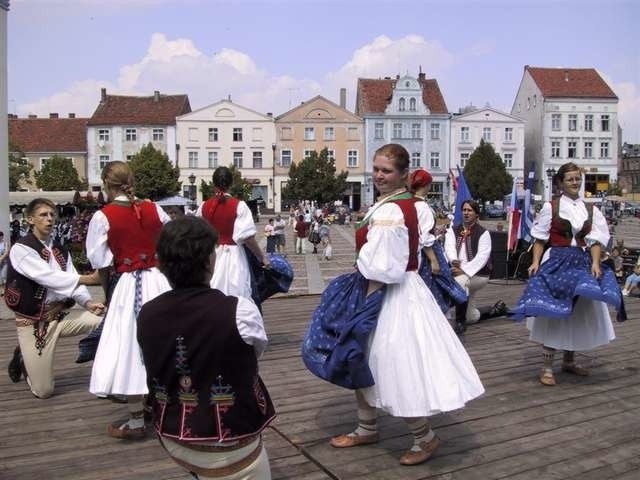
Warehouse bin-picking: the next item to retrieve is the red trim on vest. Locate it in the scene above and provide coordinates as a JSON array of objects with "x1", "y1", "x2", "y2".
[
  {"x1": 201, "y1": 197, "x2": 240, "y2": 245},
  {"x1": 548, "y1": 198, "x2": 593, "y2": 247}
]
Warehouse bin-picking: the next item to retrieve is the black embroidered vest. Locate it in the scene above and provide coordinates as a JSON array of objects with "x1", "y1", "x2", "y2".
[
  {"x1": 453, "y1": 223, "x2": 492, "y2": 277},
  {"x1": 137, "y1": 287, "x2": 276, "y2": 443}
]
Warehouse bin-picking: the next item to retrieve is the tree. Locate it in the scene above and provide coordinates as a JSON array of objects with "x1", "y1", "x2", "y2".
[
  {"x1": 463, "y1": 139, "x2": 513, "y2": 207},
  {"x1": 128, "y1": 143, "x2": 181, "y2": 201},
  {"x1": 200, "y1": 164, "x2": 253, "y2": 201},
  {"x1": 35, "y1": 155, "x2": 82, "y2": 191},
  {"x1": 282, "y1": 148, "x2": 349, "y2": 205},
  {"x1": 8, "y1": 142, "x2": 32, "y2": 191},
  {"x1": 607, "y1": 180, "x2": 623, "y2": 196}
]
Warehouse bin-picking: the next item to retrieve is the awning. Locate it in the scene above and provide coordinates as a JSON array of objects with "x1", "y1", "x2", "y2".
[
  {"x1": 155, "y1": 195, "x2": 190, "y2": 207},
  {"x1": 9, "y1": 191, "x2": 106, "y2": 206}
]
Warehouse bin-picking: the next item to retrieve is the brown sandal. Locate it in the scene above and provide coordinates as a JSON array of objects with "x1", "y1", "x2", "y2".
[
  {"x1": 561, "y1": 363, "x2": 589, "y2": 376},
  {"x1": 539, "y1": 368, "x2": 556, "y2": 386},
  {"x1": 330, "y1": 432, "x2": 378, "y2": 448}
]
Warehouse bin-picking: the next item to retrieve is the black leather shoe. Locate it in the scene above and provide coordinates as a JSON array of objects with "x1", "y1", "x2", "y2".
[
  {"x1": 8, "y1": 346, "x2": 23, "y2": 383},
  {"x1": 453, "y1": 321, "x2": 467, "y2": 335}
]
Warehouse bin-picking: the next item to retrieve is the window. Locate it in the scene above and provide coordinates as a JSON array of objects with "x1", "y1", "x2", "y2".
[
  {"x1": 40, "y1": 157, "x2": 50, "y2": 169},
  {"x1": 409, "y1": 98, "x2": 417, "y2": 111},
  {"x1": 326, "y1": 149, "x2": 335, "y2": 161},
  {"x1": 98, "y1": 129, "x2": 110, "y2": 142},
  {"x1": 568, "y1": 140, "x2": 577, "y2": 158},
  {"x1": 393, "y1": 123, "x2": 402, "y2": 139},
  {"x1": 233, "y1": 151, "x2": 243, "y2": 168},
  {"x1": 347, "y1": 150, "x2": 358, "y2": 168},
  {"x1": 304, "y1": 149, "x2": 313, "y2": 159},
  {"x1": 482, "y1": 127, "x2": 491, "y2": 142},
  {"x1": 208, "y1": 128, "x2": 218, "y2": 142},
  {"x1": 208, "y1": 151, "x2": 218, "y2": 168},
  {"x1": 125, "y1": 128, "x2": 137, "y2": 141},
  {"x1": 304, "y1": 127, "x2": 315, "y2": 140},
  {"x1": 411, "y1": 152, "x2": 421, "y2": 168},
  {"x1": 503, "y1": 153, "x2": 513, "y2": 168},
  {"x1": 399, "y1": 97, "x2": 406, "y2": 111},
  {"x1": 584, "y1": 114, "x2": 593, "y2": 132},
  {"x1": 374, "y1": 123, "x2": 384, "y2": 139},
  {"x1": 552, "y1": 114, "x2": 561, "y2": 131},
  {"x1": 347, "y1": 127, "x2": 358, "y2": 140},
  {"x1": 233, "y1": 128, "x2": 243, "y2": 142},
  {"x1": 281, "y1": 149, "x2": 292, "y2": 167},
  {"x1": 527, "y1": 97, "x2": 531, "y2": 110},
  {"x1": 504, "y1": 127, "x2": 513, "y2": 142},
  {"x1": 568, "y1": 114, "x2": 577, "y2": 131},
  {"x1": 411, "y1": 123, "x2": 421, "y2": 139},
  {"x1": 252, "y1": 127, "x2": 262, "y2": 141},
  {"x1": 601, "y1": 115, "x2": 610, "y2": 132},
  {"x1": 551, "y1": 141, "x2": 561, "y2": 158},
  {"x1": 152, "y1": 128, "x2": 164, "y2": 141},
  {"x1": 460, "y1": 127, "x2": 470, "y2": 142},
  {"x1": 253, "y1": 151, "x2": 263, "y2": 169},
  {"x1": 584, "y1": 141, "x2": 593, "y2": 158},
  {"x1": 430, "y1": 152, "x2": 440, "y2": 169},
  {"x1": 430, "y1": 123, "x2": 440, "y2": 140},
  {"x1": 99, "y1": 155, "x2": 110, "y2": 169},
  {"x1": 460, "y1": 152, "x2": 469, "y2": 167},
  {"x1": 600, "y1": 141, "x2": 609, "y2": 158},
  {"x1": 324, "y1": 127, "x2": 335, "y2": 141},
  {"x1": 281, "y1": 127, "x2": 292, "y2": 140},
  {"x1": 188, "y1": 128, "x2": 198, "y2": 141},
  {"x1": 188, "y1": 151, "x2": 198, "y2": 168}
]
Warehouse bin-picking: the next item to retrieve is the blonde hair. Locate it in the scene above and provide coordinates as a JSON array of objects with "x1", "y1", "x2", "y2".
[{"x1": 101, "y1": 161, "x2": 136, "y2": 204}]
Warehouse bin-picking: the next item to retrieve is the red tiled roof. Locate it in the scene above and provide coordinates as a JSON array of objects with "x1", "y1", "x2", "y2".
[
  {"x1": 87, "y1": 93, "x2": 191, "y2": 126},
  {"x1": 356, "y1": 77, "x2": 448, "y2": 115},
  {"x1": 526, "y1": 66, "x2": 617, "y2": 99},
  {"x1": 9, "y1": 118, "x2": 88, "y2": 153}
]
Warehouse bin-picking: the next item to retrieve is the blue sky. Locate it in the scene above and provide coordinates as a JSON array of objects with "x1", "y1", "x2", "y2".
[{"x1": 8, "y1": 0, "x2": 640, "y2": 142}]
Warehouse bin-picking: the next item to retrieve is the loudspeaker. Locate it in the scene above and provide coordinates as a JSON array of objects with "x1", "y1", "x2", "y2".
[{"x1": 490, "y1": 231, "x2": 508, "y2": 279}]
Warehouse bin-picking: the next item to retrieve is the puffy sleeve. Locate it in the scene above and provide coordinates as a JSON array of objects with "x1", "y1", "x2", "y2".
[
  {"x1": 155, "y1": 203, "x2": 171, "y2": 224},
  {"x1": 357, "y1": 203, "x2": 409, "y2": 284},
  {"x1": 461, "y1": 230, "x2": 491, "y2": 277},
  {"x1": 67, "y1": 252, "x2": 91, "y2": 307},
  {"x1": 195, "y1": 202, "x2": 204, "y2": 217},
  {"x1": 85, "y1": 210, "x2": 113, "y2": 269},
  {"x1": 530, "y1": 202, "x2": 552, "y2": 242},
  {"x1": 232, "y1": 201, "x2": 257, "y2": 244},
  {"x1": 235, "y1": 296, "x2": 268, "y2": 358},
  {"x1": 444, "y1": 226, "x2": 457, "y2": 263},
  {"x1": 585, "y1": 205, "x2": 610, "y2": 247},
  {"x1": 415, "y1": 201, "x2": 436, "y2": 248}
]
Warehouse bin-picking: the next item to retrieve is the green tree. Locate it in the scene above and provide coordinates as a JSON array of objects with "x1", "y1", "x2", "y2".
[
  {"x1": 128, "y1": 143, "x2": 181, "y2": 201},
  {"x1": 8, "y1": 142, "x2": 33, "y2": 191},
  {"x1": 607, "y1": 180, "x2": 623, "y2": 196},
  {"x1": 35, "y1": 154, "x2": 82, "y2": 191},
  {"x1": 463, "y1": 139, "x2": 513, "y2": 207},
  {"x1": 200, "y1": 164, "x2": 253, "y2": 201},
  {"x1": 282, "y1": 148, "x2": 349, "y2": 205}
]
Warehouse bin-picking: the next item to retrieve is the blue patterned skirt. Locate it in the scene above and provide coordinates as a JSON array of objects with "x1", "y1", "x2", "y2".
[
  {"x1": 245, "y1": 248, "x2": 294, "y2": 308},
  {"x1": 418, "y1": 242, "x2": 468, "y2": 313},
  {"x1": 302, "y1": 271, "x2": 385, "y2": 389},
  {"x1": 510, "y1": 247, "x2": 624, "y2": 321}
]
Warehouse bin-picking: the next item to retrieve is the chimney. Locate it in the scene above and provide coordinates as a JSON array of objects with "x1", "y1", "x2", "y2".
[
  {"x1": 340, "y1": 88, "x2": 347, "y2": 109},
  {"x1": 49, "y1": 113, "x2": 59, "y2": 119},
  {"x1": 266, "y1": 112, "x2": 273, "y2": 117},
  {"x1": 396, "y1": 74, "x2": 400, "y2": 79},
  {"x1": 68, "y1": 113, "x2": 76, "y2": 118},
  {"x1": 101, "y1": 87, "x2": 107, "y2": 102},
  {"x1": 154, "y1": 90, "x2": 160, "y2": 102},
  {"x1": 418, "y1": 72, "x2": 426, "y2": 81},
  {"x1": 28, "y1": 114, "x2": 37, "y2": 119},
  {"x1": 8, "y1": 113, "x2": 15, "y2": 119},
  {"x1": 228, "y1": 94, "x2": 232, "y2": 102}
]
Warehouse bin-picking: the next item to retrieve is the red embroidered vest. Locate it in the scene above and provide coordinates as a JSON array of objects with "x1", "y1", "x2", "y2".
[
  {"x1": 548, "y1": 198, "x2": 593, "y2": 247},
  {"x1": 102, "y1": 201, "x2": 163, "y2": 273},
  {"x1": 355, "y1": 195, "x2": 419, "y2": 271},
  {"x1": 201, "y1": 196, "x2": 240, "y2": 245}
]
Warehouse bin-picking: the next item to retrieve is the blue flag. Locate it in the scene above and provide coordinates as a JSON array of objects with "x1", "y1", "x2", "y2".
[
  {"x1": 453, "y1": 167, "x2": 473, "y2": 227},
  {"x1": 520, "y1": 170, "x2": 536, "y2": 242}
]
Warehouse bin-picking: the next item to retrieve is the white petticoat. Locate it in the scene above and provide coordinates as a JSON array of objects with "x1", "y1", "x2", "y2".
[
  {"x1": 211, "y1": 244, "x2": 252, "y2": 300},
  {"x1": 362, "y1": 272, "x2": 485, "y2": 417},
  {"x1": 90, "y1": 267, "x2": 171, "y2": 396}
]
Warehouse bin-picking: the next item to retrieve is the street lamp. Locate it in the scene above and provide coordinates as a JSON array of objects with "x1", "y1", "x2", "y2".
[
  {"x1": 271, "y1": 143, "x2": 276, "y2": 212},
  {"x1": 545, "y1": 167, "x2": 556, "y2": 201},
  {"x1": 188, "y1": 173, "x2": 196, "y2": 208},
  {"x1": 445, "y1": 175, "x2": 451, "y2": 209}
]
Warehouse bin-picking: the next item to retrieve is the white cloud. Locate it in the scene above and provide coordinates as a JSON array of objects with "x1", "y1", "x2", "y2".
[{"x1": 600, "y1": 72, "x2": 640, "y2": 143}]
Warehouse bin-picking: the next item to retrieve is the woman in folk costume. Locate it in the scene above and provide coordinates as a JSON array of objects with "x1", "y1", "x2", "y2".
[
  {"x1": 510, "y1": 162, "x2": 624, "y2": 386},
  {"x1": 303, "y1": 144, "x2": 484, "y2": 466},
  {"x1": 86, "y1": 161, "x2": 172, "y2": 439},
  {"x1": 196, "y1": 166, "x2": 270, "y2": 300},
  {"x1": 409, "y1": 169, "x2": 467, "y2": 314}
]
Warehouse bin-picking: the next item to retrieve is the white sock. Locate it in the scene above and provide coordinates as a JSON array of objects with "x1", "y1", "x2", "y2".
[
  {"x1": 348, "y1": 404, "x2": 377, "y2": 437},
  {"x1": 405, "y1": 417, "x2": 435, "y2": 451}
]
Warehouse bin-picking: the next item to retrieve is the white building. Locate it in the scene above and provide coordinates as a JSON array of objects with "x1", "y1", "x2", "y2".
[
  {"x1": 450, "y1": 106, "x2": 525, "y2": 203},
  {"x1": 512, "y1": 66, "x2": 619, "y2": 199},
  {"x1": 86, "y1": 88, "x2": 191, "y2": 187},
  {"x1": 176, "y1": 99, "x2": 276, "y2": 207}
]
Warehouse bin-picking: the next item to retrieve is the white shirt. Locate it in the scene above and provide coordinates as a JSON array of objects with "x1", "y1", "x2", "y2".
[{"x1": 444, "y1": 224, "x2": 492, "y2": 278}]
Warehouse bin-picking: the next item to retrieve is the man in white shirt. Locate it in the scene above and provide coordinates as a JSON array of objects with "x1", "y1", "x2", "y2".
[{"x1": 273, "y1": 214, "x2": 287, "y2": 254}]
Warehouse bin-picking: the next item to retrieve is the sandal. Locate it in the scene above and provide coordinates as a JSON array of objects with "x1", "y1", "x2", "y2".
[
  {"x1": 539, "y1": 368, "x2": 556, "y2": 386},
  {"x1": 561, "y1": 363, "x2": 589, "y2": 376}
]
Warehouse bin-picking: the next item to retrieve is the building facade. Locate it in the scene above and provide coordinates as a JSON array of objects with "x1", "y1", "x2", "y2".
[
  {"x1": 356, "y1": 73, "x2": 451, "y2": 206},
  {"x1": 86, "y1": 88, "x2": 191, "y2": 187},
  {"x1": 511, "y1": 66, "x2": 619, "y2": 199},
  {"x1": 176, "y1": 99, "x2": 276, "y2": 207},
  {"x1": 9, "y1": 113, "x2": 88, "y2": 190},
  {"x1": 275, "y1": 94, "x2": 365, "y2": 211},
  {"x1": 619, "y1": 142, "x2": 640, "y2": 195}
]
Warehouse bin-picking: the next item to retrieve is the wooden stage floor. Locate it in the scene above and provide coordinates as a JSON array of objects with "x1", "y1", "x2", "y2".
[{"x1": 1, "y1": 281, "x2": 639, "y2": 479}]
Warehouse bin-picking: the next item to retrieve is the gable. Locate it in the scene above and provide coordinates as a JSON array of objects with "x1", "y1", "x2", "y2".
[{"x1": 178, "y1": 100, "x2": 272, "y2": 122}]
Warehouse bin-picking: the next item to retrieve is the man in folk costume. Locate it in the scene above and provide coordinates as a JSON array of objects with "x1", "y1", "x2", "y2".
[
  {"x1": 6, "y1": 198, "x2": 104, "y2": 398},
  {"x1": 444, "y1": 200, "x2": 492, "y2": 334}
]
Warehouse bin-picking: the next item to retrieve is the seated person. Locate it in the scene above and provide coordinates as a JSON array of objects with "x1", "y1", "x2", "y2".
[
  {"x1": 137, "y1": 216, "x2": 275, "y2": 479},
  {"x1": 610, "y1": 247, "x2": 624, "y2": 282},
  {"x1": 622, "y1": 263, "x2": 640, "y2": 296}
]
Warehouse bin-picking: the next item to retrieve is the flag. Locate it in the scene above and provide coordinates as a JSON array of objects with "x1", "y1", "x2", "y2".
[
  {"x1": 453, "y1": 167, "x2": 473, "y2": 227},
  {"x1": 520, "y1": 170, "x2": 536, "y2": 242},
  {"x1": 507, "y1": 177, "x2": 521, "y2": 252},
  {"x1": 449, "y1": 169, "x2": 458, "y2": 192}
]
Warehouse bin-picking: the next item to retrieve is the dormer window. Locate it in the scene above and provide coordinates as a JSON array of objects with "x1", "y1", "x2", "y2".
[
  {"x1": 409, "y1": 98, "x2": 416, "y2": 111},
  {"x1": 399, "y1": 98, "x2": 406, "y2": 111},
  {"x1": 405, "y1": 81, "x2": 410, "y2": 87}
]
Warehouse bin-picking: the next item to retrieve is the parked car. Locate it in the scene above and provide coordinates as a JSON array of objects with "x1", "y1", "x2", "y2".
[{"x1": 484, "y1": 204, "x2": 506, "y2": 219}]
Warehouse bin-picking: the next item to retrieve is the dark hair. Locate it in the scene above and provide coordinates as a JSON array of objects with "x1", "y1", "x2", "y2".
[
  {"x1": 156, "y1": 217, "x2": 219, "y2": 288},
  {"x1": 25, "y1": 198, "x2": 57, "y2": 217},
  {"x1": 212, "y1": 166, "x2": 233, "y2": 204},
  {"x1": 554, "y1": 162, "x2": 581, "y2": 187},
  {"x1": 374, "y1": 143, "x2": 410, "y2": 172},
  {"x1": 461, "y1": 200, "x2": 480, "y2": 215}
]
